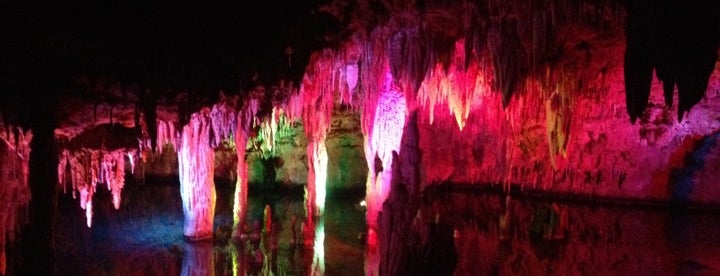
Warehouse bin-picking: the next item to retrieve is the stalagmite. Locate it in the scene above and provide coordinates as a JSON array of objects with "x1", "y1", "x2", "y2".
[{"x1": 178, "y1": 108, "x2": 216, "y2": 240}]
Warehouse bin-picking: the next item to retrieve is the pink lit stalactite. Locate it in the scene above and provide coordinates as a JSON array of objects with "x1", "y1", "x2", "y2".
[
  {"x1": 300, "y1": 50, "x2": 334, "y2": 225},
  {"x1": 100, "y1": 151, "x2": 126, "y2": 209},
  {"x1": 0, "y1": 124, "x2": 32, "y2": 276},
  {"x1": 178, "y1": 109, "x2": 216, "y2": 240},
  {"x1": 233, "y1": 99, "x2": 258, "y2": 236},
  {"x1": 210, "y1": 99, "x2": 237, "y2": 147},
  {"x1": 416, "y1": 39, "x2": 491, "y2": 130},
  {"x1": 59, "y1": 149, "x2": 131, "y2": 227},
  {"x1": 156, "y1": 119, "x2": 178, "y2": 153},
  {"x1": 337, "y1": 36, "x2": 363, "y2": 105}
]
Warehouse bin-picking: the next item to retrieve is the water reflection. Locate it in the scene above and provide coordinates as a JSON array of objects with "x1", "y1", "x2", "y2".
[
  {"x1": 49, "y1": 181, "x2": 720, "y2": 275},
  {"x1": 47, "y1": 181, "x2": 365, "y2": 275},
  {"x1": 191, "y1": 206, "x2": 327, "y2": 276},
  {"x1": 376, "y1": 190, "x2": 720, "y2": 275},
  {"x1": 182, "y1": 241, "x2": 214, "y2": 276},
  {"x1": 311, "y1": 216, "x2": 325, "y2": 276}
]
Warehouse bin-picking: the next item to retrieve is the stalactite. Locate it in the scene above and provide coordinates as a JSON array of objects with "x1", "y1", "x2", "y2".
[
  {"x1": 232, "y1": 99, "x2": 258, "y2": 236},
  {"x1": 127, "y1": 151, "x2": 135, "y2": 174},
  {"x1": 0, "y1": 121, "x2": 32, "y2": 276},
  {"x1": 417, "y1": 39, "x2": 492, "y2": 130},
  {"x1": 360, "y1": 29, "x2": 390, "y2": 140},
  {"x1": 545, "y1": 91, "x2": 572, "y2": 169},
  {"x1": 339, "y1": 36, "x2": 364, "y2": 106},
  {"x1": 300, "y1": 49, "x2": 336, "y2": 222},
  {"x1": 487, "y1": 16, "x2": 527, "y2": 108},
  {"x1": 156, "y1": 120, "x2": 178, "y2": 154},
  {"x1": 178, "y1": 108, "x2": 216, "y2": 240},
  {"x1": 58, "y1": 148, "x2": 131, "y2": 227},
  {"x1": 388, "y1": 26, "x2": 430, "y2": 107},
  {"x1": 284, "y1": 92, "x2": 303, "y2": 122},
  {"x1": 210, "y1": 95, "x2": 237, "y2": 148}
]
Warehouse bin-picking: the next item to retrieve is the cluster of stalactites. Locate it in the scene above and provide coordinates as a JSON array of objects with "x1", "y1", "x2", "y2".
[
  {"x1": 0, "y1": 120, "x2": 32, "y2": 275},
  {"x1": 253, "y1": 107, "x2": 280, "y2": 157},
  {"x1": 417, "y1": 39, "x2": 493, "y2": 130},
  {"x1": 300, "y1": 50, "x2": 343, "y2": 141},
  {"x1": 155, "y1": 119, "x2": 178, "y2": 154},
  {"x1": 210, "y1": 96, "x2": 238, "y2": 148},
  {"x1": 58, "y1": 148, "x2": 133, "y2": 227}
]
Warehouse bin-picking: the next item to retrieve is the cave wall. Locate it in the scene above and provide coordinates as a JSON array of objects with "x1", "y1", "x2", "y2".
[{"x1": 417, "y1": 32, "x2": 720, "y2": 203}]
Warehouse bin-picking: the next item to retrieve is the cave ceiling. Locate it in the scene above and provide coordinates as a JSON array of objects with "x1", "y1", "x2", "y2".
[{"x1": 0, "y1": 0, "x2": 718, "y2": 136}]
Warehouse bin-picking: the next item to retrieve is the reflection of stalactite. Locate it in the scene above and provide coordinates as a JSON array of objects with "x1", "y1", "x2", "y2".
[{"x1": 181, "y1": 241, "x2": 214, "y2": 276}]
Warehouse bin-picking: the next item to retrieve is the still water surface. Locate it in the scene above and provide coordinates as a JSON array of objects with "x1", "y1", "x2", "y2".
[{"x1": 19, "y1": 183, "x2": 720, "y2": 275}]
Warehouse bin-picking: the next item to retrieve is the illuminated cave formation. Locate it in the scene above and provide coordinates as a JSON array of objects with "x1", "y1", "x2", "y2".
[
  {"x1": 178, "y1": 109, "x2": 217, "y2": 240},
  {"x1": 0, "y1": 119, "x2": 31, "y2": 275},
  {"x1": 0, "y1": 0, "x2": 719, "y2": 274}
]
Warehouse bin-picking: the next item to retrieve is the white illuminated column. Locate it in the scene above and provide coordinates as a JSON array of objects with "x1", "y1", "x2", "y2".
[
  {"x1": 307, "y1": 137, "x2": 328, "y2": 218},
  {"x1": 365, "y1": 88, "x2": 407, "y2": 247},
  {"x1": 178, "y1": 109, "x2": 216, "y2": 240}
]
